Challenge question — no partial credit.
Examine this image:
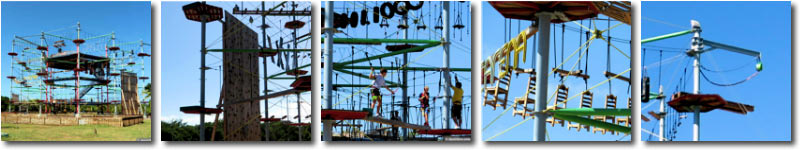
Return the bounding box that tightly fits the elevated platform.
[180,106,223,114]
[46,52,109,71]
[668,92,726,112]
[290,75,312,91]
[44,77,111,87]
[386,44,423,52]
[261,117,282,122]
[321,109,368,120]
[489,1,600,23]
[418,129,471,135]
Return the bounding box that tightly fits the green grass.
[1,119,152,141]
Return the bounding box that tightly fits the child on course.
[419,86,431,127]
[370,67,394,117]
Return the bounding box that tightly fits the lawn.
[1,119,152,141]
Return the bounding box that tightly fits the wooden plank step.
[364,117,431,130]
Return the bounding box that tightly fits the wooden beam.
[363,117,431,130]
[604,71,631,83]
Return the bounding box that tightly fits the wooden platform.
[418,129,471,135]
[321,109,369,120]
[1,113,144,127]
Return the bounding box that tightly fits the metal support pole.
[442,1,452,129]
[693,105,700,141]
[401,10,409,140]
[658,86,665,141]
[533,12,553,141]
[199,9,208,141]
[261,1,270,141]
[690,20,702,142]
[322,1,335,141]
[290,2,302,141]
[75,22,82,118]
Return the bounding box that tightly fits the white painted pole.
[322,1,335,141]
[658,86,665,141]
[533,12,553,141]
[690,20,703,141]
[442,1,452,129]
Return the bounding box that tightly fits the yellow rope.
[485,117,531,141]
[599,37,631,59]
[481,100,518,131]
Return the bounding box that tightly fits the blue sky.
[481,1,632,141]
[1,2,151,103]
[161,1,311,125]
[322,1,473,135]
[641,1,790,141]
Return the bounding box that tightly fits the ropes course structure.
[177,1,311,141]
[641,20,761,141]
[481,1,632,141]
[4,21,151,123]
[322,1,472,141]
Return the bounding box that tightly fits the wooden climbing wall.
[222,11,261,141]
[120,72,142,115]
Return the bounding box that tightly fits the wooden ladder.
[593,94,617,135]
[547,85,568,127]
[512,74,536,119]
[616,97,631,132]
[568,91,593,132]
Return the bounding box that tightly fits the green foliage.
[2,119,151,141]
[1,96,9,111]
[160,120,311,141]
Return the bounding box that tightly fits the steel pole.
[442,1,452,129]
[291,2,302,141]
[261,1,270,141]
[401,10,409,140]
[690,20,702,142]
[533,12,553,141]
[322,1,335,141]
[659,86,665,141]
[199,12,207,141]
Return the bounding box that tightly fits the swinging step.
[553,68,590,80]
[514,97,535,104]
[604,71,630,83]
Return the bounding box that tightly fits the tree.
[1,96,9,111]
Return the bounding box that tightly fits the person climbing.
[449,73,464,129]
[370,67,394,117]
[418,86,431,127]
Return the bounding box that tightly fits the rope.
[481,100,517,130]
[599,37,630,59]
[699,70,759,86]
[551,68,631,108]
[699,57,758,73]
[485,117,531,141]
